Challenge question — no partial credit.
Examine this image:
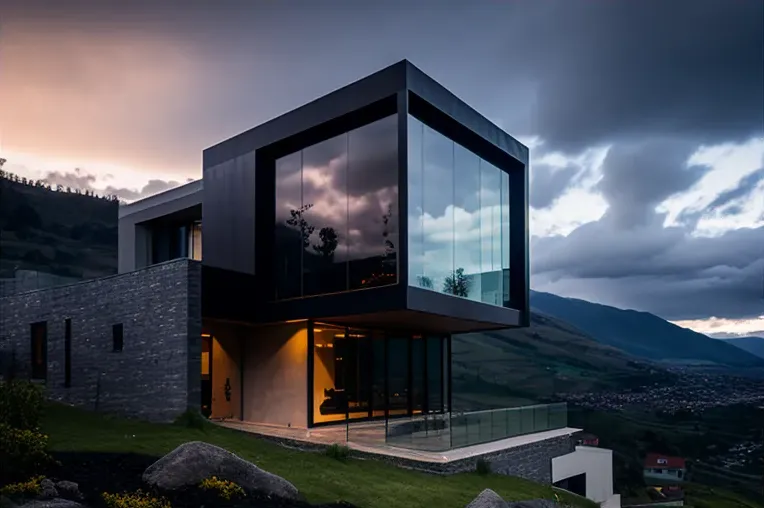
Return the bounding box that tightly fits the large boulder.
[466,489,508,508]
[142,441,299,500]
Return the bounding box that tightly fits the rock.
[507,500,564,508]
[54,481,82,501]
[143,441,299,500]
[39,479,58,500]
[466,489,508,508]
[18,499,87,508]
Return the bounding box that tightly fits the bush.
[0,424,53,484]
[0,476,43,498]
[0,380,44,431]
[173,409,209,431]
[102,490,171,508]
[475,458,491,475]
[325,443,351,461]
[199,476,246,501]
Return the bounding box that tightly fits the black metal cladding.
[201,59,529,329]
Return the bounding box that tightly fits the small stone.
[54,481,82,501]
[38,479,58,500]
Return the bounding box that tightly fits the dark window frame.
[112,323,124,353]
[30,321,48,381]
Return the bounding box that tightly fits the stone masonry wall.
[0,259,201,422]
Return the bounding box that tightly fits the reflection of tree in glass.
[382,205,395,257]
[444,268,470,297]
[313,227,338,259]
[286,204,315,248]
[417,275,433,289]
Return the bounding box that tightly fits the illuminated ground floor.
[201,319,451,428]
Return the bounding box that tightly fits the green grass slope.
[42,403,596,508]
[530,291,764,368]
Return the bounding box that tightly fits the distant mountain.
[0,174,118,280]
[720,337,764,360]
[452,312,671,409]
[529,291,764,368]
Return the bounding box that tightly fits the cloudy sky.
[1,0,762,336]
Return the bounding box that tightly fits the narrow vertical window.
[64,319,72,387]
[112,324,124,352]
[30,321,47,381]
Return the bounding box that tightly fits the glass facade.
[274,115,399,300]
[408,116,510,306]
[311,322,448,425]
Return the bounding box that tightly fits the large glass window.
[407,116,510,307]
[274,115,398,300]
[310,323,448,424]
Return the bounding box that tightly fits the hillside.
[452,312,670,409]
[721,337,764,359]
[0,175,118,280]
[529,291,764,368]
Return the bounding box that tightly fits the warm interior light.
[313,328,323,332]
[201,333,211,338]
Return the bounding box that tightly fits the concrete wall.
[0,259,201,422]
[201,321,243,420]
[118,180,203,273]
[242,321,307,428]
[552,446,615,504]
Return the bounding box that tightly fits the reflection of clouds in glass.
[274,114,399,298]
[408,115,510,305]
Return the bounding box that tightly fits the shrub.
[0,380,44,431]
[475,458,491,475]
[173,409,209,431]
[0,476,43,498]
[199,476,246,501]
[325,443,351,461]
[102,490,171,508]
[0,424,53,484]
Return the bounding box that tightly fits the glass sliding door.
[387,336,410,416]
[426,335,445,414]
[309,321,450,426]
[371,333,386,417]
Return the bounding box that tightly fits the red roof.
[644,453,686,469]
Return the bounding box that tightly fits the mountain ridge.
[529,290,764,368]
[719,336,764,360]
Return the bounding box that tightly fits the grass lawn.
[41,404,597,508]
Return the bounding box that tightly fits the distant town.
[564,367,764,414]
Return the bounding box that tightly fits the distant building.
[575,432,599,447]
[644,453,686,485]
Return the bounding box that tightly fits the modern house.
[643,454,687,485]
[114,59,529,428]
[0,60,619,506]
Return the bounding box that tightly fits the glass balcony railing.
[379,402,568,452]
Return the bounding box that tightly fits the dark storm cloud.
[44,169,181,201]
[532,224,764,321]
[513,0,764,152]
[595,139,708,228]
[530,164,579,209]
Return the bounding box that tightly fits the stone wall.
[0,259,201,422]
